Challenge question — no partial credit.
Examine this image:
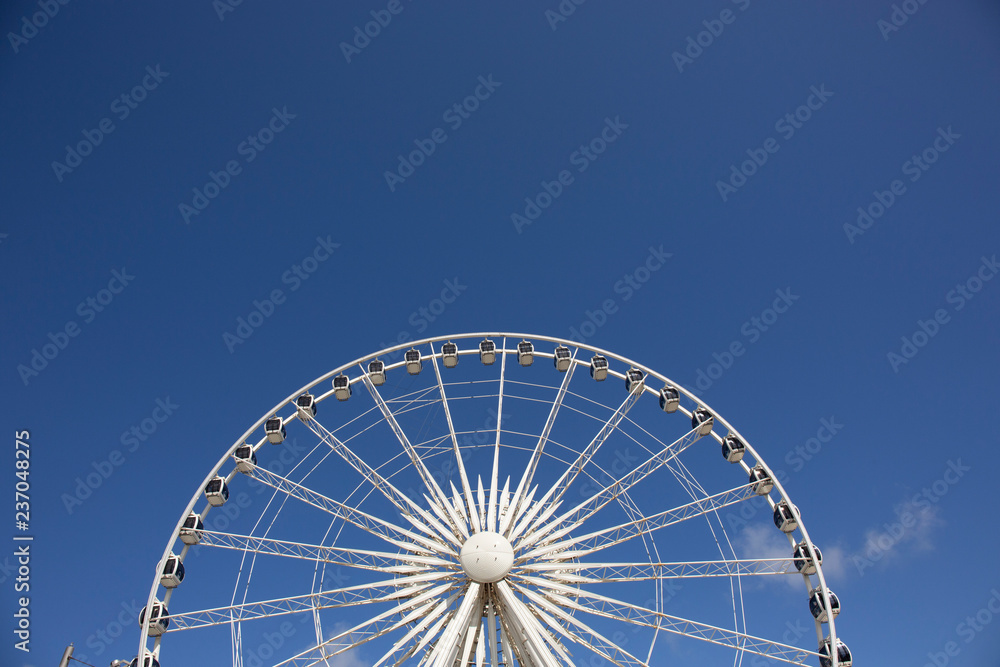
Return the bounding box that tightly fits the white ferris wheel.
[135,333,851,667]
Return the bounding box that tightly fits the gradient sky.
[2,1,1000,666]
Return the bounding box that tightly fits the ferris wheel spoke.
[305,416,460,548]
[196,529,455,572]
[243,464,452,555]
[511,581,649,667]
[429,342,481,534]
[360,372,468,543]
[487,345,508,533]
[370,587,464,667]
[531,581,818,666]
[546,381,645,511]
[493,580,571,666]
[501,354,576,537]
[424,581,481,666]
[272,582,459,667]
[166,573,449,632]
[493,581,556,667]
[515,426,703,551]
[522,483,757,561]
[520,557,796,583]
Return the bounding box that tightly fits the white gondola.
[518,340,534,366]
[589,355,608,381]
[295,393,317,421]
[658,385,679,412]
[205,476,229,507]
[179,512,204,545]
[368,359,386,385]
[722,433,745,462]
[233,444,256,473]
[625,368,645,394]
[819,638,852,667]
[553,345,571,372]
[405,348,422,374]
[792,540,823,575]
[128,657,160,667]
[749,465,773,495]
[809,587,841,623]
[265,417,286,444]
[691,407,714,435]
[479,338,497,365]
[160,553,185,589]
[333,374,352,401]
[773,500,799,533]
[441,342,458,368]
[139,600,169,636]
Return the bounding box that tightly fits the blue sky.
[2,1,1000,665]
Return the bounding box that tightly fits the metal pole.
[57,644,74,667]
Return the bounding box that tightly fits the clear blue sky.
[2,1,999,665]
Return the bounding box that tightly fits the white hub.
[459,531,514,583]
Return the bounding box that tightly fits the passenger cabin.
[553,346,572,372]
[773,500,799,533]
[129,657,160,667]
[234,444,256,473]
[368,359,386,385]
[205,476,229,507]
[749,465,773,495]
[658,385,679,412]
[160,553,185,589]
[405,348,422,375]
[590,355,608,381]
[265,417,286,444]
[479,339,496,365]
[722,434,745,463]
[441,342,458,368]
[518,340,534,366]
[296,393,317,420]
[179,512,204,545]
[809,587,841,623]
[333,374,352,401]
[625,368,645,394]
[139,601,169,636]
[793,541,823,575]
[819,639,852,667]
[692,407,714,435]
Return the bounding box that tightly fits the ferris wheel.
[135,333,851,667]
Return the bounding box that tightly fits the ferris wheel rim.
[138,332,843,667]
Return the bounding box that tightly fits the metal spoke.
[520,557,797,582]
[515,426,704,551]
[520,483,757,561]
[243,463,450,555]
[525,579,819,666]
[487,344,507,533]
[197,529,455,573]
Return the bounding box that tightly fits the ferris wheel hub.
[459,531,514,583]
